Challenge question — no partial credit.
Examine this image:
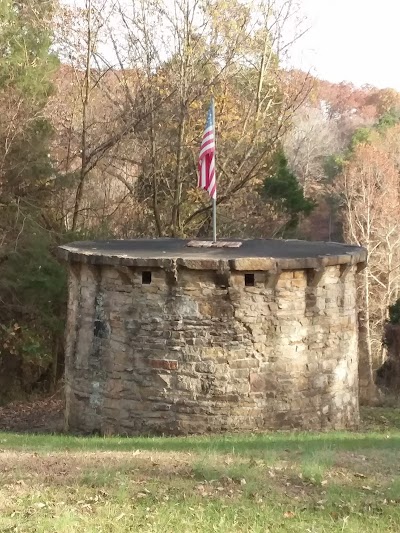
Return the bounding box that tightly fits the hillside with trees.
[1,0,400,402]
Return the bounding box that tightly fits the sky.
[65,0,399,90]
[291,0,400,89]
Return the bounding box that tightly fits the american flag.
[197,102,216,200]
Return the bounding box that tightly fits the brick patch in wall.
[149,359,179,370]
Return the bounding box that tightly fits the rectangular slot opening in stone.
[245,273,255,287]
[142,271,152,284]
[216,271,230,289]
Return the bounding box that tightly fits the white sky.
[290,0,400,89]
[64,0,400,89]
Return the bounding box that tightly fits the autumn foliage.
[1,0,400,399]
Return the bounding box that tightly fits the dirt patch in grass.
[0,450,194,486]
[0,394,64,433]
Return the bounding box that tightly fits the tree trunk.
[358,268,377,403]
[72,0,92,231]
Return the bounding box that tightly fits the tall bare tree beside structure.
[52,1,152,233]
[337,129,400,399]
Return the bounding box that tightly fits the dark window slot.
[216,272,229,289]
[245,273,255,287]
[142,271,152,284]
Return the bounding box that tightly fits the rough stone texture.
[61,239,366,435]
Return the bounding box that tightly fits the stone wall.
[64,259,360,435]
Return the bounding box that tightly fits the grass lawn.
[1,408,400,532]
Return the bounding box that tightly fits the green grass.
[1,407,400,532]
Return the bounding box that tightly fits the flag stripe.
[199,140,215,158]
[197,102,216,200]
[201,159,206,188]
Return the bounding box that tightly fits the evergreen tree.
[263,151,316,235]
[0,0,63,397]
[0,0,58,200]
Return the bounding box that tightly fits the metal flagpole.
[211,97,217,243]
[212,196,217,243]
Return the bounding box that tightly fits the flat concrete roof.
[59,239,367,271]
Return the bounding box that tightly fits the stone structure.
[59,238,367,435]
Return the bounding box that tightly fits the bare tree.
[285,104,343,195]
[50,0,310,237]
[337,132,400,398]
[52,0,149,233]
[102,0,311,236]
